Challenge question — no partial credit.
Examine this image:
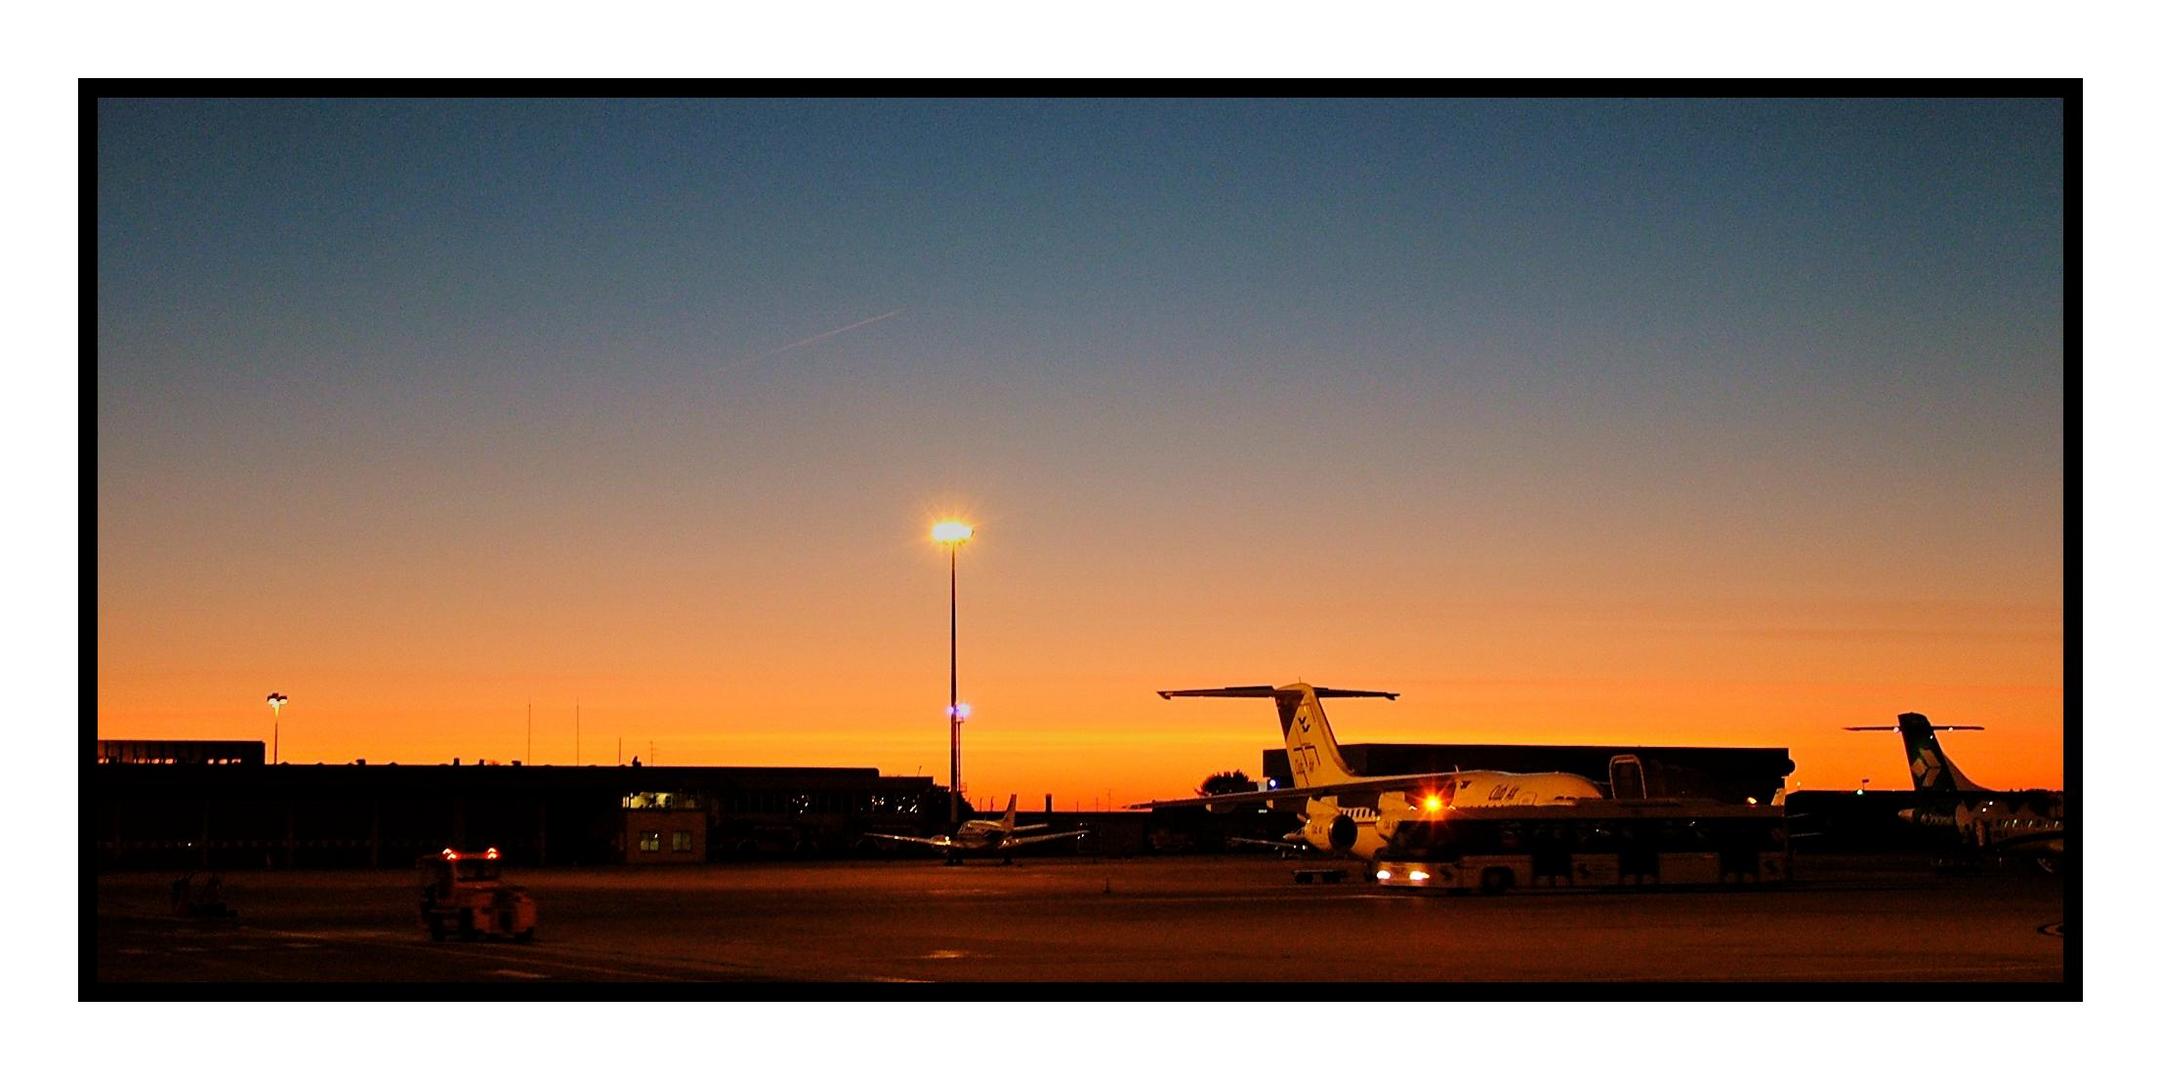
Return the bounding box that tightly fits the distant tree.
[1197,769,1258,797]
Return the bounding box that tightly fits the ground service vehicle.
[417,847,537,942]
[1373,802,1790,894]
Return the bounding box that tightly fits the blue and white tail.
[1845,712,1986,792]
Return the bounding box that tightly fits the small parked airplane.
[865,795,1090,864]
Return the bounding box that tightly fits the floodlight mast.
[933,521,974,830]
[265,693,288,764]
[950,541,958,830]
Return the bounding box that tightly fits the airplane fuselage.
[1299,770,1606,860]
[946,827,1020,852]
[1898,792,2064,856]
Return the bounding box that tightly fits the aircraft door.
[1608,755,1647,800]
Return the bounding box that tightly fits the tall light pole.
[266,693,288,764]
[932,520,974,830]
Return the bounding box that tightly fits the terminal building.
[1129,741,1798,854]
[92,740,957,870]
[92,738,1794,870]
[97,738,264,766]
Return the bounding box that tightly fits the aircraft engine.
[1302,805,1364,852]
[1300,815,1326,850]
[1327,813,1360,851]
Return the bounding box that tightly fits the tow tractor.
[417,847,537,942]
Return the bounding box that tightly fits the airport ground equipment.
[417,847,537,942]
[168,872,234,918]
[1373,801,1790,894]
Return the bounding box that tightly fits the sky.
[96,98,2065,803]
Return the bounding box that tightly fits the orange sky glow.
[97,508,2063,802]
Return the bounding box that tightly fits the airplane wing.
[1227,835,1307,852]
[1006,823,1051,833]
[1000,829,1089,848]
[1989,829,2065,856]
[1128,772,1460,810]
[862,833,958,849]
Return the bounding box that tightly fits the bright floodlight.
[932,520,974,544]
[266,692,288,715]
[949,702,972,719]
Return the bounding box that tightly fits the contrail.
[736,308,903,365]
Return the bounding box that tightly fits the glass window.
[625,791,696,810]
[638,831,661,852]
[671,831,692,853]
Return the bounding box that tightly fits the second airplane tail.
[1844,712,1986,792]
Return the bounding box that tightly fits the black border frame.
[80,82,2081,1003]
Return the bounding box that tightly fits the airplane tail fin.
[1157,683,1397,790]
[1000,794,1017,831]
[1278,686,1361,788]
[1844,712,1986,792]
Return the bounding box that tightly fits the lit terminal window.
[671,831,692,853]
[638,831,661,853]
[621,792,699,810]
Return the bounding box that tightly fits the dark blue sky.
[100,98,2059,377]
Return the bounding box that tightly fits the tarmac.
[92,853,2067,985]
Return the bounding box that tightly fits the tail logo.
[1912,749,1943,788]
[1289,743,1320,779]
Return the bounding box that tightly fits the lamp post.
[266,693,288,764]
[932,520,974,830]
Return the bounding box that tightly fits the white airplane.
[865,794,1090,864]
[1132,683,1604,862]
